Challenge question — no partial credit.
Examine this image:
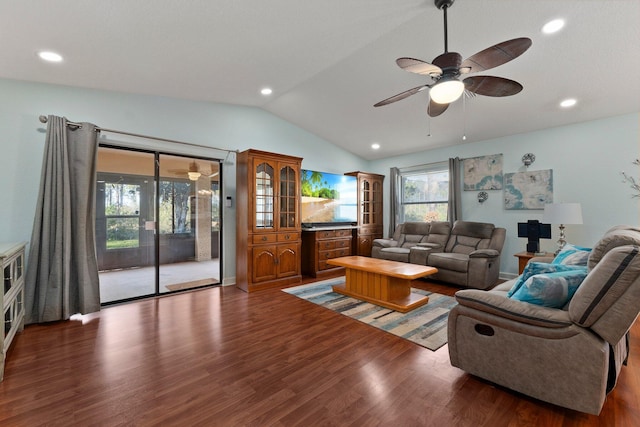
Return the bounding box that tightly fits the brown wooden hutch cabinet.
[236,149,303,292]
[345,171,385,256]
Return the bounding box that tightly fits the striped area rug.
[283,277,457,351]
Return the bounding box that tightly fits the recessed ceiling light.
[260,87,273,96]
[38,51,63,62]
[560,98,577,108]
[371,143,380,150]
[542,19,565,34]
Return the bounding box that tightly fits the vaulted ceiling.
[2,0,638,160]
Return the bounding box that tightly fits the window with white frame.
[399,161,449,223]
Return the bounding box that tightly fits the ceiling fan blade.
[396,57,442,76]
[464,76,523,97]
[427,99,449,117]
[461,37,532,73]
[374,85,428,107]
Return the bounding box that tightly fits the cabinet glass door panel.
[362,180,371,225]
[372,181,382,225]
[279,165,297,229]
[256,162,275,229]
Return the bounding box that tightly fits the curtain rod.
[38,115,238,155]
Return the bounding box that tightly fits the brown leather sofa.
[448,226,640,414]
[372,220,506,289]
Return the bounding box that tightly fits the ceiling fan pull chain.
[462,93,467,141]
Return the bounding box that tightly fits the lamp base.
[555,223,567,255]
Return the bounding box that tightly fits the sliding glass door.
[158,154,220,294]
[96,147,221,304]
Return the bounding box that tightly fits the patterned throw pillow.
[507,262,587,297]
[552,243,592,266]
[510,269,588,308]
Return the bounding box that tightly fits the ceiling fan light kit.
[374,0,531,118]
[430,78,464,104]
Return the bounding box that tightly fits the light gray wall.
[0,78,368,284]
[370,113,640,276]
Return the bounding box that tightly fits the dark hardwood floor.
[2,276,640,426]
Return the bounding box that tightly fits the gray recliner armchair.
[448,226,640,414]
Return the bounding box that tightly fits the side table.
[513,251,554,274]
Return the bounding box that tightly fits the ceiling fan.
[169,161,219,181]
[374,0,532,117]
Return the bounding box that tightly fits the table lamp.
[542,203,583,254]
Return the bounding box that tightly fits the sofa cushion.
[423,221,451,247]
[552,243,591,266]
[402,222,431,235]
[510,269,589,308]
[401,233,427,248]
[451,220,495,239]
[507,262,587,297]
[428,252,469,272]
[380,247,410,262]
[445,221,496,254]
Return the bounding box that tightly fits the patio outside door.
[96,147,221,304]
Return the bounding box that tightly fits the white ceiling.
[1,0,639,160]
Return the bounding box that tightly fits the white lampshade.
[430,79,465,104]
[542,203,583,225]
[188,171,201,181]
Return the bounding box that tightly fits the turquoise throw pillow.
[510,269,588,308]
[507,262,586,297]
[552,243,592,266]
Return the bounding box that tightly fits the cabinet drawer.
[252,234,277,244]
[277,232,300,242]
[317,230,336,239]
[319,240,336,250]
[318,261,332,271]
[335,248,350,257]
[335,229,352,238]
[360,226,378,235]
[319,250,335,260]
[334,238,351,249]
[319,248,350,260]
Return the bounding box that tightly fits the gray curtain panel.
[388,167,399,237]
[448,157,462,224]
[24,115,101,323]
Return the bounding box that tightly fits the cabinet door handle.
[262,236,267,241]
[285,234,290,240]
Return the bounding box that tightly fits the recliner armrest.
[454,289,572,328]
[372,238,397,249]
[415,242,442,249]
[469,249,499,258]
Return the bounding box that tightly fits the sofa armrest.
[372,238,397,249]
[454,289,572,328]
[469,249,499,258]
[415,242,442,249]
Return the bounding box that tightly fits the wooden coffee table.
[326,256,438,313]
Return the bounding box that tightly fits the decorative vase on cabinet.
[345,171,385,257]
[236,150,303,292]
